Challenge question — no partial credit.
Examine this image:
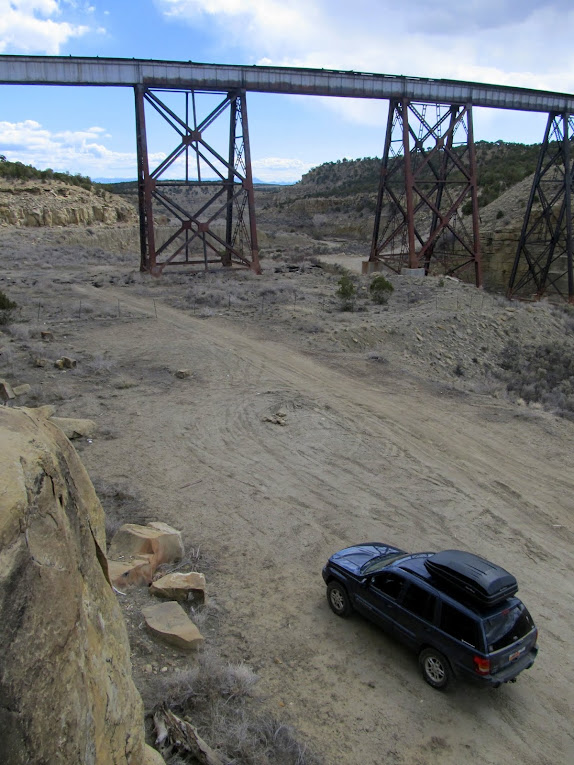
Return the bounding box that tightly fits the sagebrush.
[498,341,574,414]
[149,651,321,765]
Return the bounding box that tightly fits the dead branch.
[153,705,228,765]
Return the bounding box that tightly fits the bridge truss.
[135,86,259,275]
[369,100,481,286]
[508,112,574,302]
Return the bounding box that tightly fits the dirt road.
[62,284,574,765]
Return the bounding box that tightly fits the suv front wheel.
[327,581,353,617]
[419,648,453,690]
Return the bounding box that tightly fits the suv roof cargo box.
[424,550,518,607]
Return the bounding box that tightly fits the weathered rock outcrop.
[0,179,136,228]
[0,406,159,765]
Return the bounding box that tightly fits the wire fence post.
[154,299,158,319]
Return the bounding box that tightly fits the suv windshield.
[484,603,534,652]
[361,553,406,576]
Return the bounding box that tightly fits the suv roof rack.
[424,550,518,607]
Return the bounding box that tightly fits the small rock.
[175,369,191,379]
[50,416,97,440]
[13,384,31,396]
[142,601,204,651]
[33,357,49,368]
[0,379,15,402]
[150,572,207,603]
[41,331,54,341]
[54,356,76,370]
[107,556,155,587]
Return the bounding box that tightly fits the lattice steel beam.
[508,113,574,302]
[135,86,260,275]
[369,100,481,285]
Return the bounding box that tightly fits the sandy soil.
[1,226,573,765]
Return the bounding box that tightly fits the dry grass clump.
[91,478,150,543]
[149,650,321,765]
[84,353,116,375]
[5,322,32,340]
[498,340,574,415]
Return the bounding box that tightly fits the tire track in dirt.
[74,285,574,765]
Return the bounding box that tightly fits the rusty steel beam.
[1,55,574,114]
[370,101,481,285]
[135,87,260,275]
[134,85,155,273]
[508,113,574,302]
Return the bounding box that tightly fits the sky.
[0,0,572,182]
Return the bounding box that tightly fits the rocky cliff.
[0,178,137,227]
[0,406,160,765]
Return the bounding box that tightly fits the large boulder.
[109,522,184,569]
[0,406,160,765]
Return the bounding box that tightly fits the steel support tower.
[508,112,574,302]
[135,85,260,274]
[369,100,481,286]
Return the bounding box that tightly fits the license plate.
[509,648,524,662]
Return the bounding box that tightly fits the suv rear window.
[484,604,534,651]
[439,603,479,648]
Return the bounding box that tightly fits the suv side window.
[371,573,405,600]
[439,602,480,647]
[401,583,437,622]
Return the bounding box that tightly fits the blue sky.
[0,1,572,182]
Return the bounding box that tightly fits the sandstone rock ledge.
[0,406,162,765]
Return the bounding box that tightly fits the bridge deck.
[0,56,573,114]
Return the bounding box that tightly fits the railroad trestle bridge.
[1,56,573,301]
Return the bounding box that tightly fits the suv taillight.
[473,656,490,675]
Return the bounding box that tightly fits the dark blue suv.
[322,543,538,690]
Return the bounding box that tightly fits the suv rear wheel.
[327,581,353,617]
[419,648,453,690]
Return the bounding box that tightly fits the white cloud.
[252,155,313,182]
[157,0,574,116]
[0,1,94,54]
[0,119,150,177]
[0,119,311,183]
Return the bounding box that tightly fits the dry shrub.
[84,354,116,375]
[149,650,321,765]
[6,323,31,341]
[498,340,574,415]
